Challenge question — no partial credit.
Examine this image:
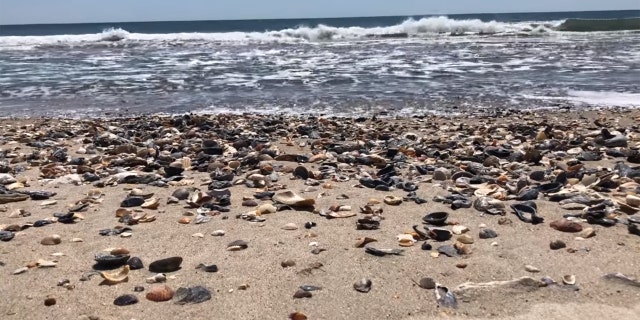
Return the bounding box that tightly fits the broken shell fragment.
[562,275,576,285]
[99,265,130,285]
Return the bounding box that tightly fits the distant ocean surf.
[0,10,639,117]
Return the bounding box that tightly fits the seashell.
[40,234,61,245]
[272,190,315,207]
[146,285,174,302]
[397,234,416,247]
[427,228,452,242]
[282,223,298,230]
[115,208,132,217]
[129,188,154,199]
[354,237,377,248]
[353,278,372,293]
[100,265,130,284]
[256,203,277,215]
[141,197,160,209]
[146,273,167,284]
[435,284,457,308]
[423,212,448,226]
[383,195,402,205]
[13,266,28,275]
[227,239,248,251]
[36,259,58,268]
[562,275,576,285]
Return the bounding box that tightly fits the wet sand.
[1,108,640,320]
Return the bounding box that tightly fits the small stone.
[421,242,432,250]
[134,286,145,292]
[550,219,583,233]
[281,259,296,268]
[353,278,372,293]
[418,277,436,289]
[550,240,567,250]
[40,235,61,245]
[456,234,474,244]
[149,257,183,273]
[113,294,139,306]
[175,286,212,304]
[127,257,144,270]
[452,225,469,235]
[525,265,540,273]
[455,263,468,269]
[120,232,132,238]
[579,227,596,238]
[191,233,204,238]
[211,230,225,236]
[479,228,498,239]
[304,222,316,229]
[44,297,56,306]
[498,217,512,225]
[282,223,298,230]
[71,238,83,242]
[293,289,312,299]
[433,168,451,181]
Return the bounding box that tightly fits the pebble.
[40,234,61,245]
[191,233,204,238]
[452,225,469,235]
[456,234,474,244]
[550,219,583,233]
[44,297,56,306]
[113,294,139,306]
[149,256,183,273]
[282,223,298,230]
[175,286,212,304]
[353,278,372,293]
[211,230,225,236]
[579,227,596,238]
[525,265,541,273]
[146,285,174,302]
[479,228,498,239]
[550,240,567,250]
[281,259,296,268]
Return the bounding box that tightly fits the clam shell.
[272,190,315,207]
[141,197,160,209]
[146,285,174,302]
[562,275,576,285]
[100,265,130,284]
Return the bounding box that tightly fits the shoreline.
[1,107,639,319]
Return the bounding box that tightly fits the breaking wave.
[0,16,581,49]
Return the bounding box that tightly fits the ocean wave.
[0,16,565,49]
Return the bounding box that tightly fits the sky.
[0,0,638,25]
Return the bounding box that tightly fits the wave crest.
[0,16,565,49]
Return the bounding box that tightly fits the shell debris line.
[0,109,639,319]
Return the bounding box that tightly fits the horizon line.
[1,8,638,27]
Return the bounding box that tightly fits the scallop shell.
[146,285,174,302]
[100,265,130,285]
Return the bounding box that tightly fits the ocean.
[0,10,639,117]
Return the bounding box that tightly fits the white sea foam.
[0,17,564,49]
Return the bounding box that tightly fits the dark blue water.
[0,10,639,117]
[2,10,639,36]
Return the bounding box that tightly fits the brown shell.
[146,285,174,302]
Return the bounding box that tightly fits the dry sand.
[1,108,640,320]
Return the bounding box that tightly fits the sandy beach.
[1,108,640,320]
